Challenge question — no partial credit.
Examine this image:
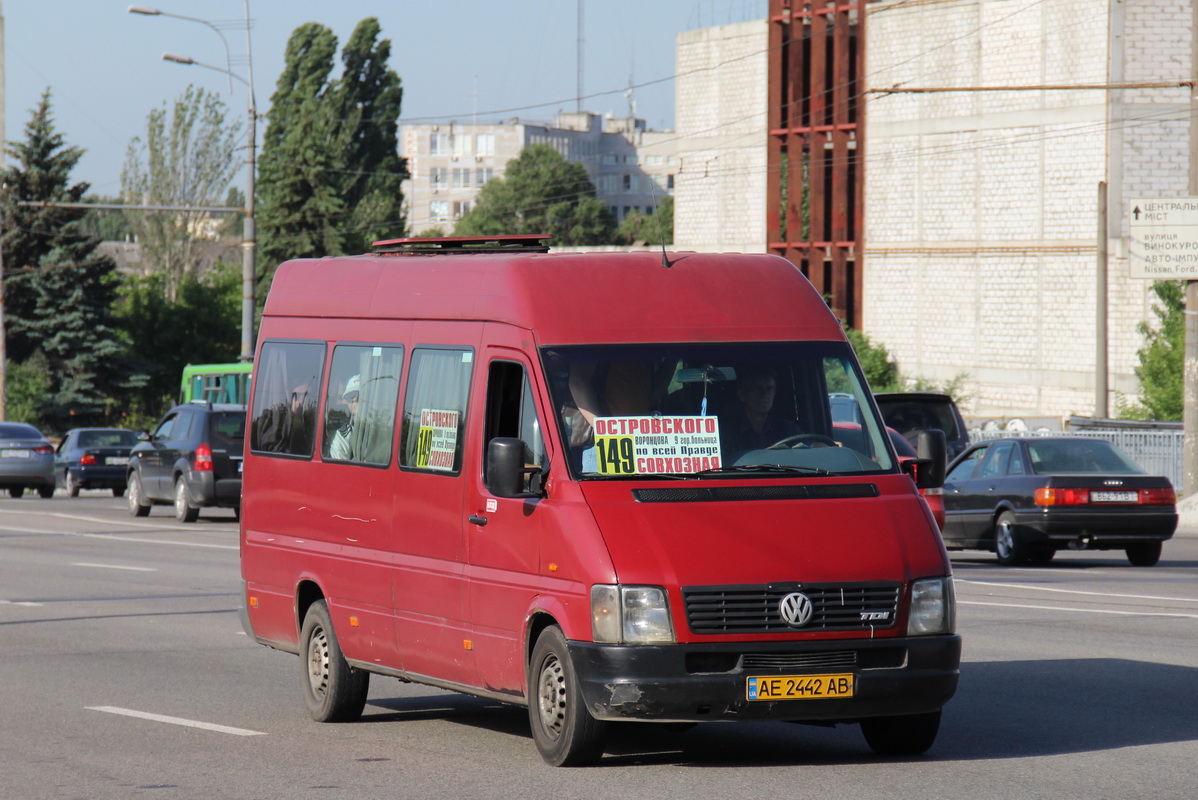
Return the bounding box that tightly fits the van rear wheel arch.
[296,581,326,638]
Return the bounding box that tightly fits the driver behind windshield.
[719,366,800,459]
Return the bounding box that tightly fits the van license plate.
[1091,490,1137,503]
[747,674,855,701]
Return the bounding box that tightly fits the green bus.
[179,362,253,405]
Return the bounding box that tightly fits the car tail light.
[80,453,97,465]
[1034,487,1090,506]
[32,444,53,455]
[1139,487,1176,505]
[195,442,214,472]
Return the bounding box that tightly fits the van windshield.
[541,342,897,479]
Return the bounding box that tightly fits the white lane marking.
[958,578,1198,605]
[86,706,265,736]
[0,508,236,533]
[0,599,43,607]
[78,533,237,551]
[960,600,1198,619]
[71,562,157,572]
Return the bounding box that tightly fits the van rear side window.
[250,340,326,457]
[400,348,473,473]
[323,344,404,466]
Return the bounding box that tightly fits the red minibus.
[240,235,959,766]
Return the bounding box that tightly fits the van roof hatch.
[372,234,552,255]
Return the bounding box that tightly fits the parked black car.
[127,402,245,522]
[941,437,1177,566]
[875,392,970,459]
[55,428,138,497]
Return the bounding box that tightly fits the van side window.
[250,340,326,457]
[323,344,404,465]
[400,348,473,473]
[484,361,546,475]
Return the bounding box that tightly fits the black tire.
[994,512,1028,566]
[861,709,942,756]
[127,471,151,517]
[65,469,81,497]
[8,486,23,499]
[174,477,200,523]
[113,484,127,498]
[528,626,607,767]
[299,600,369,722]
[37,485,54,499]
[1126,541,1162,567]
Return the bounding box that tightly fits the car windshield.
[78,430,138,448]
[878,398,961,440]
[1027,440,1144,475]
[541,341,896,479]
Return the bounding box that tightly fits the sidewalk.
[1176,494,1198,534]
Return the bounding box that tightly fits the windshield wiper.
[696,464,830,476]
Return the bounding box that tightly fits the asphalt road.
[3,493,1197,799]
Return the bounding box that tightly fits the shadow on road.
[362,656,1198,766]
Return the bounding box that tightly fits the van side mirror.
[486,437,545,498]
[913,428,947,488]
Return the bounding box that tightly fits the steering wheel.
[766,433,838,450]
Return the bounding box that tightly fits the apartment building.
[400,112,676,234]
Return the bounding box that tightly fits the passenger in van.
[329,375,361,461]
[720,367,801,458]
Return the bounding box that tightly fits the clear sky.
[4,0,763,196]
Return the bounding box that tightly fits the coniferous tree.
[1,90,128,428]
[257,18,408,293]
[455,144,619,245]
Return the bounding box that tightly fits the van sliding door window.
[484,361,546,477]
[323,345,404,466]
[249,340,326,457]
[400,348,474,474]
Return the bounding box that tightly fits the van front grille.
[682,582,901,634]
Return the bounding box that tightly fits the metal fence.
[970,428,1186,493]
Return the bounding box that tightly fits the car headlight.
[591,585,675,644]
[907,576,955,636]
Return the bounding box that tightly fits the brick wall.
[866,0,1193,420]
[674,21,769,252]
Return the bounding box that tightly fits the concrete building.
[864,0,1193,421]
[673,20,770,253]
[400,112,676,235]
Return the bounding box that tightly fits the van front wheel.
[299,600,369,722]
[528,626,606,766]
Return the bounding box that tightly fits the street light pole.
[132,4,257,363]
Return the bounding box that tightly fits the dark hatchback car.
[55,428,139,497]
[128,402,245,522]
[875,392,970,459]
[941,437,1176,566]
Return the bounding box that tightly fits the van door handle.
[468,515,488,526]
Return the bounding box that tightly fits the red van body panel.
[261,251,843,346]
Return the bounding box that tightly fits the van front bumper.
[569,635,960,722]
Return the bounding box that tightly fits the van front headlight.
[907,576,956,636]
[591,585,675,644]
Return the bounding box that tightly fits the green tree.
[455,144,619,245]
[1123,280,1184,420]
[258,18,408,291]
[122,85,242,300]
[618,196,673,245]
[1,89,129,429]
[845,327,900,393]
[115,263,242,417]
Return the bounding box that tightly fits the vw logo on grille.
[779,592,814,628]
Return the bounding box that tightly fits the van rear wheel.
[528,626,606,766]
[300,600,368,722]
[861,709,941,756]
[174,477,199,523]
